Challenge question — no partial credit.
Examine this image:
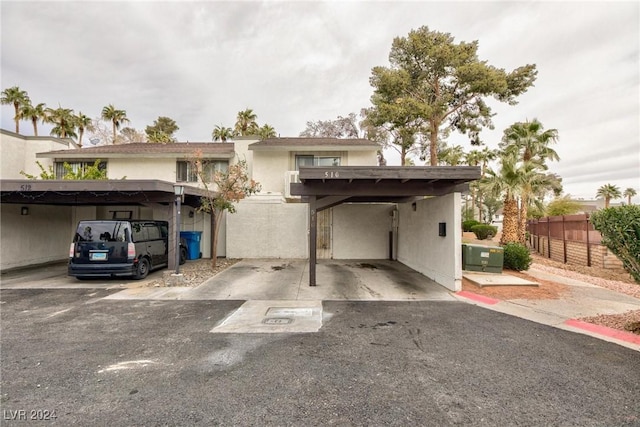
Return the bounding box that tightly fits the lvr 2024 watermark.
[3,409,57,421]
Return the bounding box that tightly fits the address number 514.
[324,171,339,178]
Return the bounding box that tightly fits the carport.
[290,166,481,287]
[0,179,209,270]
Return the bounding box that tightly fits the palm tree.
[476,147,497,222]
[1,86,30,134]
[234,108,258,136]
[75,112,94,147]
[20,101,47,136]
[211,125,234,142]
[500,119,559,164]
[438,144,465,166]
[46,106,77,139]
[480,153,522,245]
[257,124,277,140]
[101,104,130,144]
[623,188,637,205]
[596,184,622,208]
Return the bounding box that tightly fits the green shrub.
[463,220,481,232]
[502,242,532,271]
[591,205,640,283]
[470,224,497,240]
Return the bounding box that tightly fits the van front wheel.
[133,258,150,280]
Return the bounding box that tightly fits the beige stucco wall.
[1,204,74,270]
[332,204,394,259]
[0,130,74,179]
[251,151,291,194]
[346,150,378,166]
[106,158,177,181]
[226,196,308,258]
[397,193,462,291]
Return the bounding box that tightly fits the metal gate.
[316,208,332,259]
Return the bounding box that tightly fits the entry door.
[317,208,332,259]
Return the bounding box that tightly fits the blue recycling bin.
[180,231,202,260]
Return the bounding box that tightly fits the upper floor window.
[55,161,107,179]
[176,160,228,183]
[295,155,340,170]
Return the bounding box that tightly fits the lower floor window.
[177,160,228,183]
[55,161,107,179]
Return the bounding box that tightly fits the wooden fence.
[527,214,623,270]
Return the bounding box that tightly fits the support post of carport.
[168,200,177,271]
[309,196,317,286]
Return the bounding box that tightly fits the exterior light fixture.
[21,206,29,216]
[173,184,184,274]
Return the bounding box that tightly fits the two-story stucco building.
[1,129,480,291]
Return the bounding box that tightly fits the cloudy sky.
[1,1,638,201]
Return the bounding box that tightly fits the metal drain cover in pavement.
[210,300,323,334]
[263,318,293,325]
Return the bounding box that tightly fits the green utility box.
[462,244,504,273]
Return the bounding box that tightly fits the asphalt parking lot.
[1,288,639,426]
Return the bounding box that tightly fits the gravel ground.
[146,258,240,288]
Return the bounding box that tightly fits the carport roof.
[290,165,480,206]
[291,165,481,286]
[0,179,209,208]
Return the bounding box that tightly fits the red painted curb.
[456,291,500,305]
[564,319,640,345]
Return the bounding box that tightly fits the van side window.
[132,224,148,242]
[146,224,161,240]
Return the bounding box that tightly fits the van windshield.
[74,221,131,243]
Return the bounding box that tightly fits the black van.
[68,220,186,279]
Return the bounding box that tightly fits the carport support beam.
[309,196,317,286]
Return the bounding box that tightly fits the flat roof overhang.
[290,166,481,286]
[0,179,211,208]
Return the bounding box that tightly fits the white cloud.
[1,0,638,200]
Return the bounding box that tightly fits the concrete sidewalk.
[456,266,640,351]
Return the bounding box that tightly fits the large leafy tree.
[546,195,583,216]
[368,26,537,166]
[623,188,637,205]
[75,112,94,147]
[145,116,179,143]
[596,184,622,208]
[119,127,146,144]
[21,101,47,136]
[300,113,362,138]
[234,108,259,136]
[191,151,260,268]
[1,86,30,134]
[46,106,77,139]
[101,104,130,144]
[211,125,234,142]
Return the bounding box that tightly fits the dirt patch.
[462,270,570,300]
